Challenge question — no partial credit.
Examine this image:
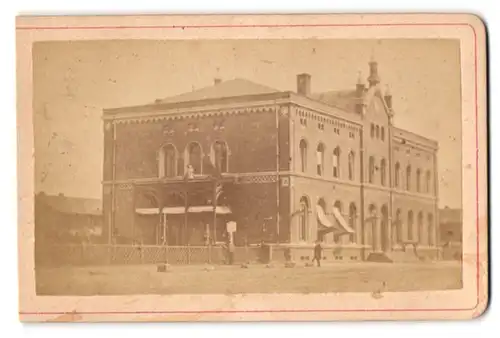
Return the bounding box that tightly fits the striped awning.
[317,205,355,235]
[136,206,231,215]
[332,207,355,234]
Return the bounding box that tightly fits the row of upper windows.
[298,139,433,194]
[298,140,356,180]
[394,162,433,193]
[369,157,433,193]
[158,141,229,178]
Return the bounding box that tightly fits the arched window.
[380,158,387,186]
[381,205,389,251]
[426,170,431,193]
[416,169,422,193]
[299,139,308,173]
[186,142,203,175]
[393,209,402,244]
[428,213,435,246]
[407,210,414,241]
[348,151,355,181]
[212,141,228,173]
[381,127,385,141]
[406,165,412,191]
[370,123,375,138]
[369,156,375,184]
[333,146,340,178]
[316,143,325,176]
[333,200,343,244]
[368,204,377,249]
[317,198,328,242]
[159,144,177,178]
[299,196,309,242]
[376,125,380,139]
[395,162,400,188]
[349,203,357,243]
[417,211,424,244]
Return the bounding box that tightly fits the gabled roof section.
[155,78,280,104]
[309,89,359,113]
[36,193,103,216]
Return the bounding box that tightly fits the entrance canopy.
[317,205,355,235]
[136,206,231,215]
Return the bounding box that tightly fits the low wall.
[35,244,264,267]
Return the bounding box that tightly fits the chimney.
[367,56,381,87]
[297,73,311,96]
[214,78,222,85]
[384,86,393,109]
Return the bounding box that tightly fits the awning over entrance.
[317,205,333,228]
[135,206,231,215]
[332,207,355,234]
[317,205,355,235]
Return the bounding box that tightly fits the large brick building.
[102,59,440,262]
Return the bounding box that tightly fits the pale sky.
[33,39,462,208]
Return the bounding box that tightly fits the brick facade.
[102,61,440,261]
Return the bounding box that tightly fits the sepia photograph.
[17,14,487,321]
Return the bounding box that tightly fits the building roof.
[155,78,280,104]
[309,89,359,112]
[439,208,462,224]
[36,193,102,216]
[104,73,437,147]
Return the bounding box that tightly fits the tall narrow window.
[349,203,357,243]
[406,165,412,191]
[299,139,308,173]
[186,142,202,175]
[395,162,400,188]
[159,144,177,178]
[299,196,309,241]
[416,169,422,193]
[425,170,431,193]
[381,127,385,141]
[380,158,387,186]
[407,210,414,242]
[394,209,402,244]
[316,143,325,176]
[417,211,424,244]
[333,147,340,178]
[369,156,375,184]
[370,124,375,138]
[333,201,343,244]
[212,141,228,173]
[348,151,355,181]
[376,125,380,139]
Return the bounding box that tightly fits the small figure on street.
[284,247,292,262]
[312,240,323,267]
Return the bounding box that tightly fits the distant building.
[439,207,462,244]
[102,59,440,261]
[439,208,462,260]
[35,192,104,244]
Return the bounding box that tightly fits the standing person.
[312,240,323,267]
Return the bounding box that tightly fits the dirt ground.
[36,261,462,295]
